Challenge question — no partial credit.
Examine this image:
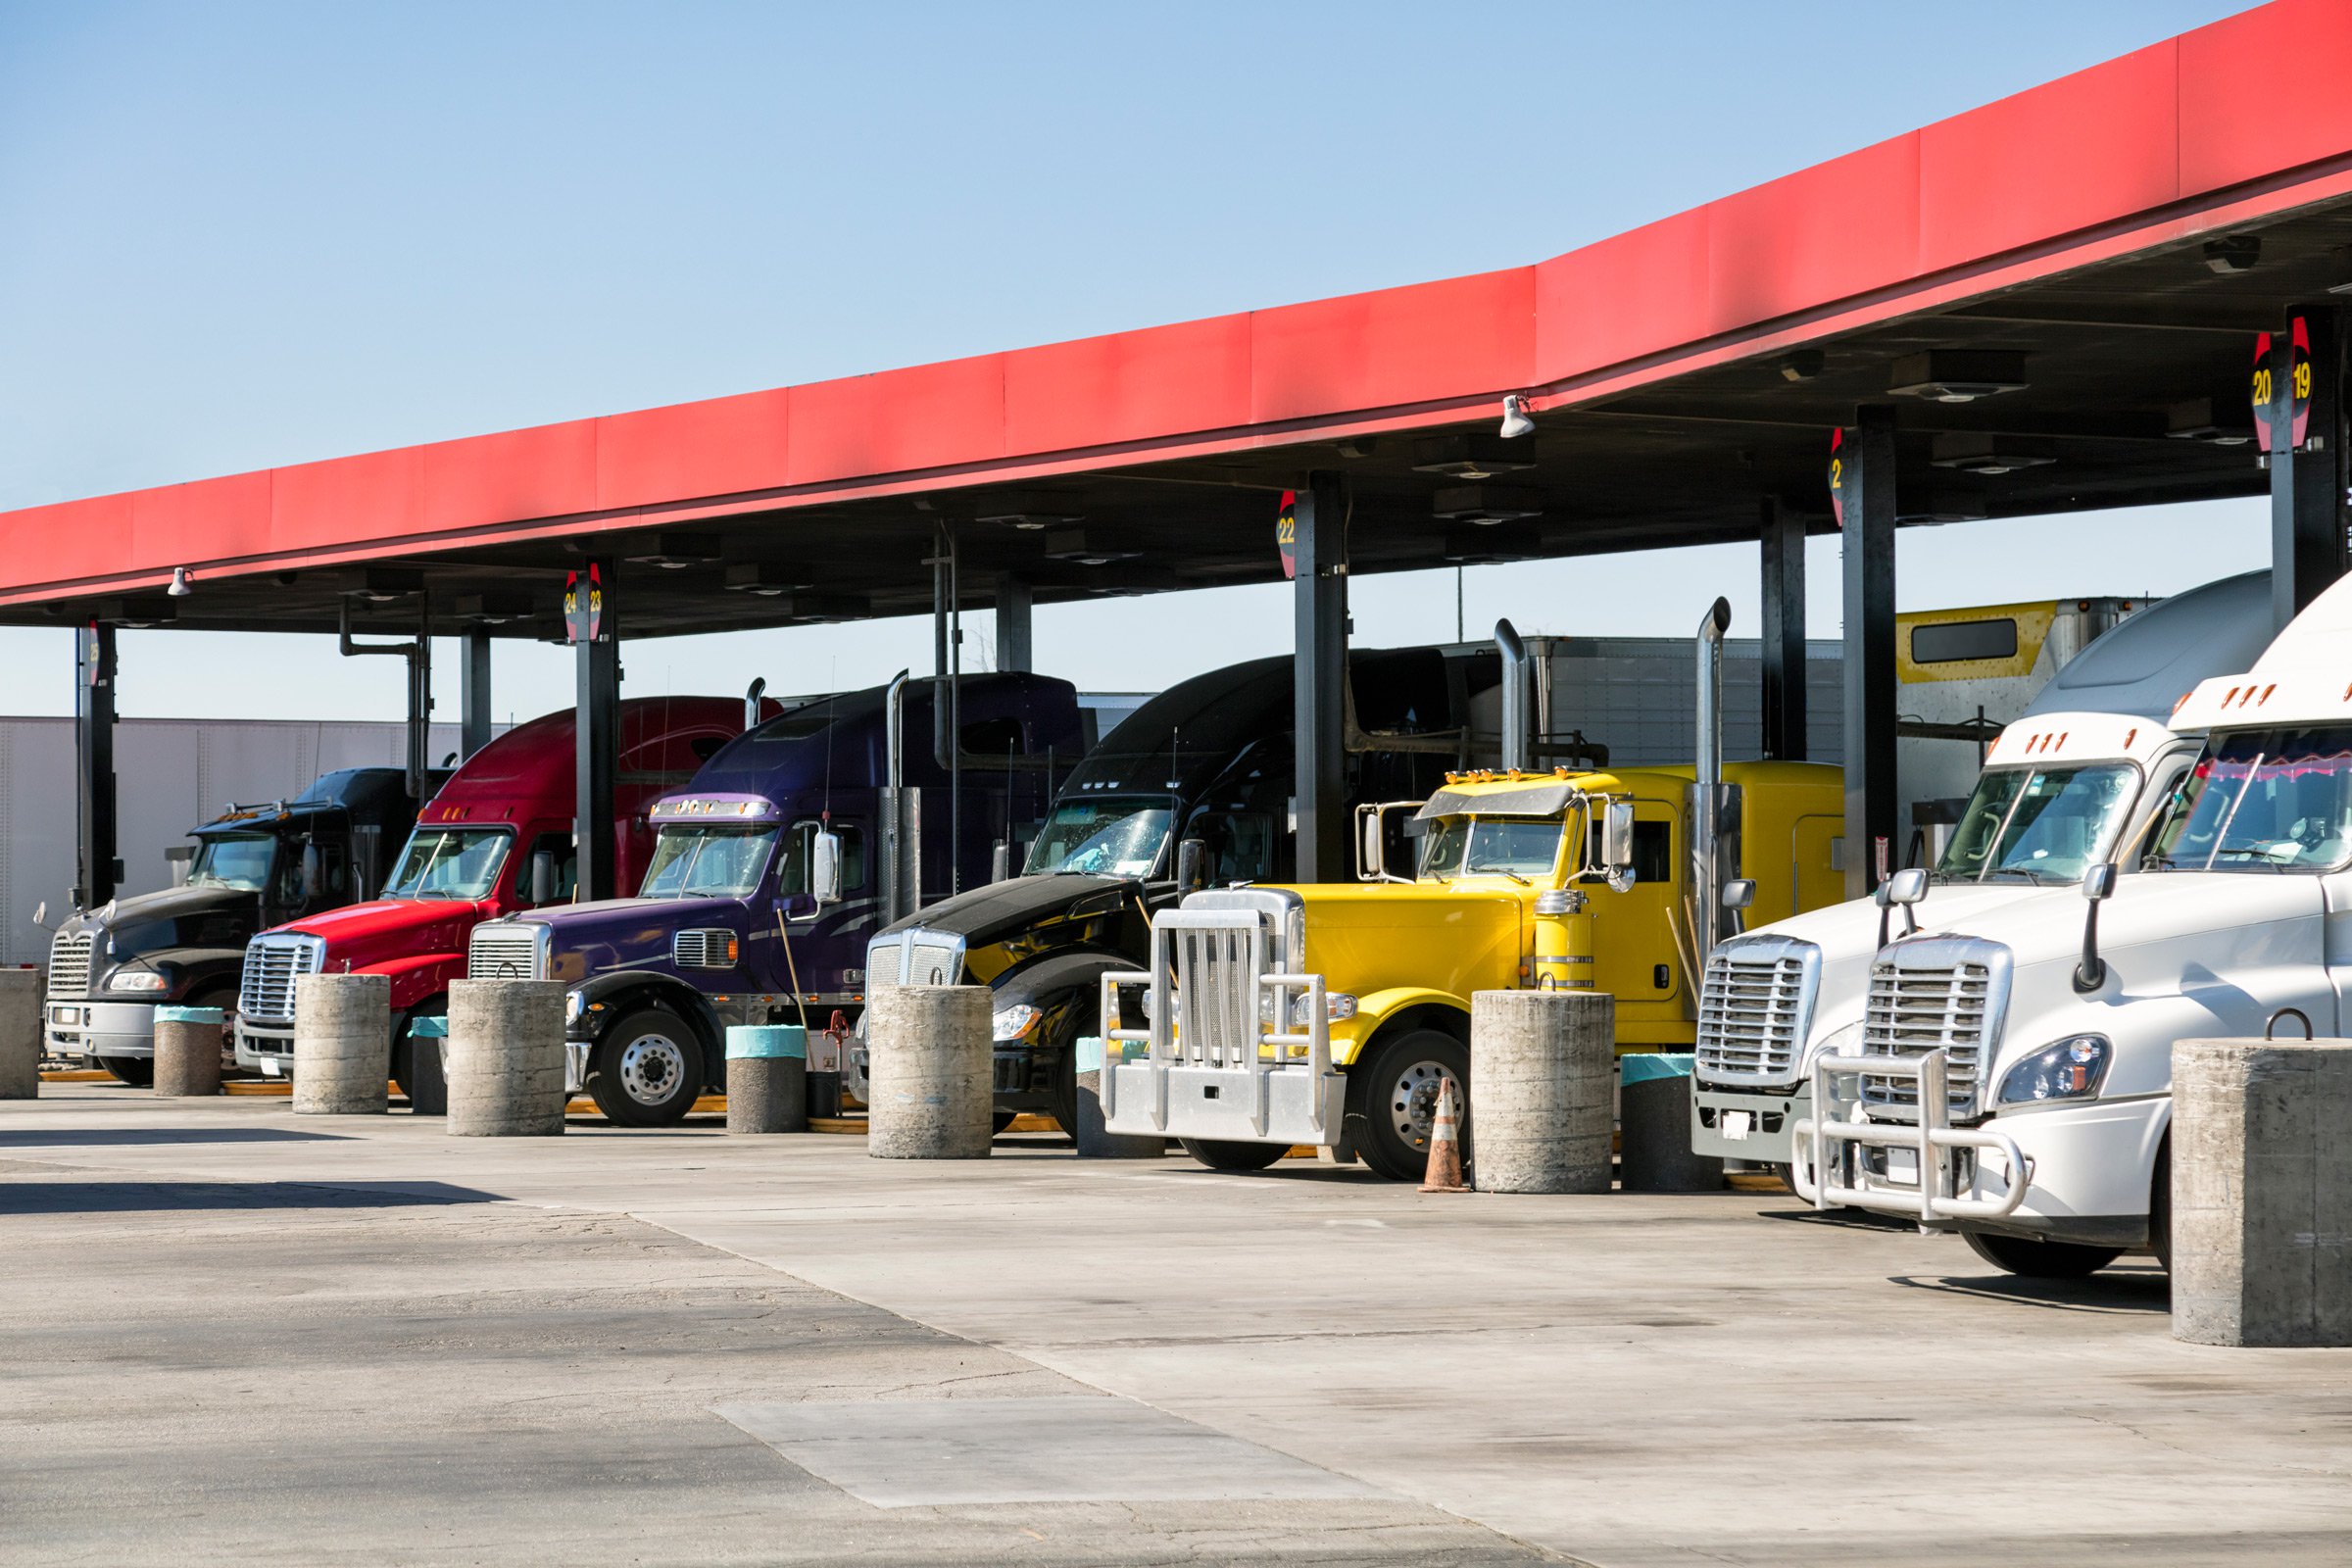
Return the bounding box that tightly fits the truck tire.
[1179,1138,1290,1171]
[1348,1029,1468,1183]
[1961,1229,2123,1279]
[586,1005,705,1127]
[99,1055,154,1087]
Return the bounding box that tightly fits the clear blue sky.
[0,0,2268,720]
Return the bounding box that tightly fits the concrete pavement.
[6,1083,2349,1565]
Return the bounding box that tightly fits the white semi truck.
[1787,567,2351,1277]
[1692,573,2276,1173]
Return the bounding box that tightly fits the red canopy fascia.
[6,0,2350,605]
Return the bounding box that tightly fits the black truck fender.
[990,946,1141,1131]
[567,970,730,1089]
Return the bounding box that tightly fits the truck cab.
[43,767,429,1084]
[1786,569,2351,1277]
[861,646,1496,1132]
[233,697,762,1091]
[471,674,1083,1125]
[1692,572,2276,1170]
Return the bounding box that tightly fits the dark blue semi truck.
[465,672,1083,1124]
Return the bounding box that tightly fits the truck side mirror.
[1176,836,1207,893]
[1602,801,1636,871]
[529,850,559,906]
[2075,861,2118,994]
[1721,878,1756,910]
[300,845,323,900]
[810,830,844,905]
[1358,811,1384,882]
[1886,866,1928,906]
[30,901,46,929]
[991,840,1010,883]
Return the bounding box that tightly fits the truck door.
[1590,805,1685,1038]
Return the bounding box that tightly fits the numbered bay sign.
[1827,427,1846,529]
[2252,330,2277,456]
[564,563,608,644]
[2291,316,2314,449]
[1276,490,1298,580]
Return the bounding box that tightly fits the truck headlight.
[107,971,168,994]
[1997,1034,2111,1104]
[993,1004,1042,1043]
[1324,993,1357,1021]
[565,991,585,1024]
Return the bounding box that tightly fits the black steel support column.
[572,559,619,904]
[1294,471,1348,884]
[460,627,493,760]
[74,622,119,909]
[994,576,1032,673]
[2271,304,2348,630]
[1759,496,1807,761]
[1840,409,1898,900]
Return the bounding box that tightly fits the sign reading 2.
[1827,428,1846,529]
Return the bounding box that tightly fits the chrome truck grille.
[46,930,94,999]
[467,922,550,981]
[864,928,966,994]
[1693,936,1819,1086]
[1860,937,2010,1120]
[238,934,325,1025]
[671,929,737,969]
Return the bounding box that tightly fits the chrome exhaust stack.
[881,669,915,925]
[1692,597,1732,961]
[1494,618,1531,770]
[743,677,767,732]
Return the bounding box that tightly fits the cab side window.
[516,834,577,906]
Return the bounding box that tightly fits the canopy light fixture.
[167,566,192,598]
[1896,501,1988,525]
[1433,484,1543,525]
[625,531,721,569]
[723,563,814,597]
[1442,522,1540,564]
[1887,350,2029,404]
[1042,527,1139,565]
[349,567,423,604]
[2202,234,2261,274]
[1776,349,1826,382]
[1498,394,1536,440]
[777,591,869,623]
[978,511,1081,531]
[455,591,534,624]
[104,598,177,628]
[2166,397,2255,447]
[1410,433,1539,480]
[1929,433,2055,476]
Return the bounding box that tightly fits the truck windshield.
[639,825,780,899]
[1936,762,2138,884]
[1419,815,1565,880]
[2152,726,2352,872]
[186,832,275,892]
[1025,799,1172,877]
[385,829,511,899]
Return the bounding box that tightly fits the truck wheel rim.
[619,1034,686,1104]
[1388,1058,1456,1150]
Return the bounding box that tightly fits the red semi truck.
[233,695,770,1092]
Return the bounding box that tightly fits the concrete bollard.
[152,1006,226,1098]
[445,979,566,1137]
[726,1025,808,1134]
[0,967,39,1099]
[292,973,391,1115]
[866,984,992,1159]
[1072,1038,1163,1157]
[406,1016,448,1117]
[2172,1037,2352,1348]
[1468,989,1614,1194]
[1619,1053,1723,1193]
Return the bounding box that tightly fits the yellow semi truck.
[1102,603,1845,1179]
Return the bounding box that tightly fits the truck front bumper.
[1691,1082,1807,1163]
[1952,1096,2167,1250]
[234,1018,294,1074]
[45,1000,159,1060]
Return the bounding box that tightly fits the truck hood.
[279,896,491,958]
[503,896,745,979]
[877,874,1144,947]
[1901,872,2322,966]
[63,883,254,941]
[1273,881,1523,1004]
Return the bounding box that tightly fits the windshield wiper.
[1466,863,1530,885]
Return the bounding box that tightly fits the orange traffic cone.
[1419,1076,1470,1193]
